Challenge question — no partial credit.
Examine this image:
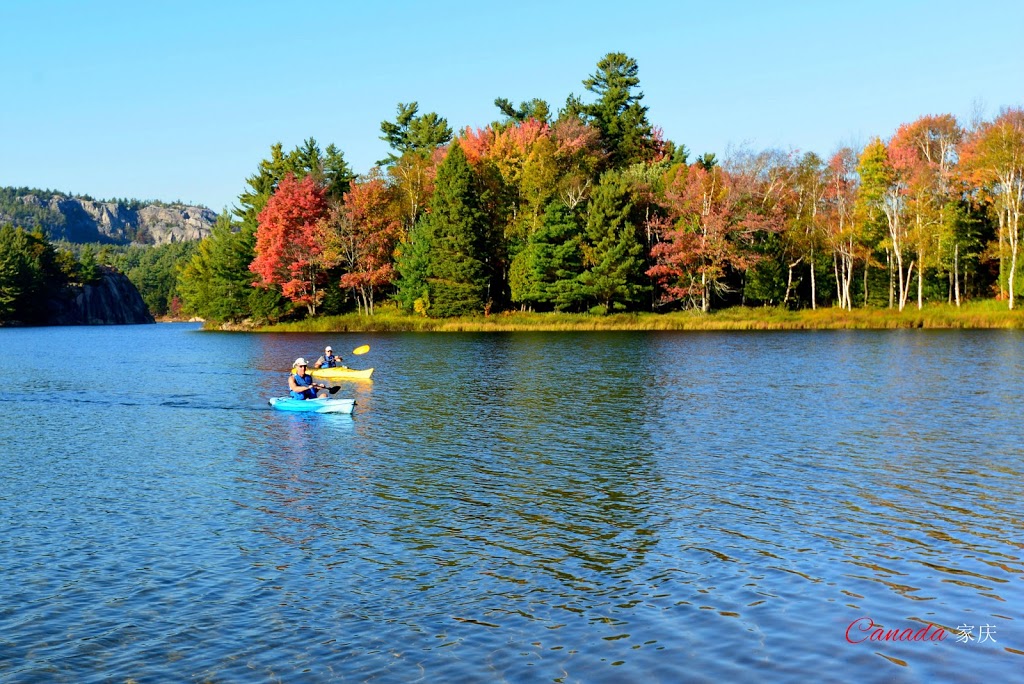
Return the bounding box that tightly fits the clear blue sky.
[2,0,1021,212]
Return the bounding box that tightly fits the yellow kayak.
[309,366,374,380]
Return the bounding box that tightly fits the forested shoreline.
[250,302,1024,333]
[4,53,1023,328]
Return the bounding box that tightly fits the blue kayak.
[268,397,355,414]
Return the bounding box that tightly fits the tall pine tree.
[0,226,70,323]
[177,211,285,323]
[571,53,656,167]
[396,141,490,317]
[379,102,454,165]
[235,143,289,234]
[510,200,587,311]
[579,173,648,312]
[235,140,353,233]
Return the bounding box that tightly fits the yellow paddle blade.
[352,344,370,356]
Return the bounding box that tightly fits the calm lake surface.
[0,323,1021,682]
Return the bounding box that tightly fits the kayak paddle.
[304,384,341,395]
[352,345,370,355]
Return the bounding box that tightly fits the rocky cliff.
[46,267,155,325]
[4,191,216,245]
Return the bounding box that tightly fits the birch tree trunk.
[954,243,961,306]
[1003,178,1022,310]
[809,246,817,310]
[887,250,894,309]
[701,271,708,312]
[841,240,854,310]
[997,211,1007,301]
[899,261,915,311]
[785,257,802,307]
[895,249,907,311]
[1010,219,1018,310]
[833,253,840,308]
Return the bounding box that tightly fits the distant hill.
[0,186,216,245]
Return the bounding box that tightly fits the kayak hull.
[310,366,374,380]
[268,397,355,414]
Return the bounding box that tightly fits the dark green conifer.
[511,200,587,311]
[396,142,489,317]
[379,102,454,166]
[579,174,648,312]
[579,53,655,167]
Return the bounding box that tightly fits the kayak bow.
[309,366,374,380]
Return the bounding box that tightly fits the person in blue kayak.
[288,358,327,399]
[314,345,344,369]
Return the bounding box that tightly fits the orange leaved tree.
[960,108,1024,309]
[337,172,403,315]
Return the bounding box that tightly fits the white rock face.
[12,193,216,244]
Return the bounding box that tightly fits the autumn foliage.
[186,54,1024,323]
[337,173,403,315]
[959,108,1024,308]
[648,162,784,311]
[249,173,329,314]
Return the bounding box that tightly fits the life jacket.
[323,354,336,368]
[290,372,317,400]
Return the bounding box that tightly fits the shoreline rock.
[45,266,154,325]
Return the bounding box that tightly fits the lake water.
[0,323,1021,682]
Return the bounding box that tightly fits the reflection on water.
[0,325,1021,682]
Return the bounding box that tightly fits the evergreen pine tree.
[0,226,65,323]
[77,244,101,284]
[235,140,353,231]
[176,236,215,318]
[579,174,648,312]
[394,220,432,314]
[234,143,288,233]
[322,143,354,202]
[580,53,655,167]
[511,200,587,311]
[178,211,286,323]
[396,142,489,317]
[0,225,34,321]
[379,102,454,166]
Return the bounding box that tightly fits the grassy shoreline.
[225,301,1024,333]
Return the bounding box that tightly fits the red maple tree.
[647,164,736,311]
[249,173,329,314]
[648,160,783,312]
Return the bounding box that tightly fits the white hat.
[325,346,333,351]
[293,358,308,367]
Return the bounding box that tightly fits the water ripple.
[0,326,1021,681]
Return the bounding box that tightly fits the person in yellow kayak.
[314,345,345,369]
[288,358,328,399]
